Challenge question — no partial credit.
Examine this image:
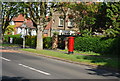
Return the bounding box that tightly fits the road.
[0,49,119,80]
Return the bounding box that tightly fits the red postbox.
[68,37,75,54]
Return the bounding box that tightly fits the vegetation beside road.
[21,48,119,70]
[1,43,20,47]
[2,43,119,70]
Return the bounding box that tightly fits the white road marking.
[0,57,11,61]
[18,63,51,76]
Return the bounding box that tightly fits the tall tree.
[68,2,99,34]
[105,2,120,37]
[23,2,50,50]
[1,2,22,35]
[95,2,120,37]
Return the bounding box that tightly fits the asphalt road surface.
[1,49,119,80]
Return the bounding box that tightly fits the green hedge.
[4,35,52,49]
[43,37,52,49]
[25,36,52,49]
[4,34,23,44]
[25,35,37,48]
[74,37,120,56]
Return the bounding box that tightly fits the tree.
[94,2,107,31]
[23,2,51,50]
[94,2,120,37]
[1,2,22,35]
[68,2,99,35]
[4,25,15,35]
[105,2,120,37]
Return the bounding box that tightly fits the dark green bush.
[74,37,100,52]
[25,36,52,49]
[43,37,52,49]
[74,37,119,56]
[4,34,22,44]
[25,35,37,48]
[13,37,23,44]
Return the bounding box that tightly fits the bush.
[74,36,119,56]
[13,37,23,44]
[4,34,23,44]
[74,37,100,52]
[4,35,52,49]
[25,35,37,48]
[43,37,52,49]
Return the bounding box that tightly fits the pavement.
[0,45,120,80]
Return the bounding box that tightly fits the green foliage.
[13,37,23,45]
[93,2,120,38]
[4,35,52,49]
[74,37,119,56]
[69,2,98,32]
[5,25,16,34]
[74,37,100,52]
[43,37,52,49]
[81,29,92,37]
[25,35,37,48]
[4,34,22,44]
[25,36,52,49]
[4,34,21,38]
[2,2,24,34]
[105,28,120,37]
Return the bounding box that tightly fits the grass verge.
[1,43,20,47]
[58,49,100,56]
[21,48,119,70]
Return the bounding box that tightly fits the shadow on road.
[86,67,120,78]
[1,76,120,81]
[1,76,29,81]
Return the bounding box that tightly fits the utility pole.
[23,8,26,49]
[22,20,26,49]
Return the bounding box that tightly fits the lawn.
[1,43,20,47]
[21,48,119,70]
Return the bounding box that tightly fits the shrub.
[4,35,53,49]
[43,37,52,49]
[4,34,22,44]
[13,37,23,44]
[74,37,100,52]
[25,35,37,48]
[74,36,119,56]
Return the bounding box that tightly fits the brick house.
[44,9,79,37]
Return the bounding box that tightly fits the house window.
[68,19,73,27]
[59,18,64,27]
[44,30,48,34]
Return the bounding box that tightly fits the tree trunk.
[65,37,68,50]
[36,25,43,50]
[52,34,58,50]
[0,33,3,44]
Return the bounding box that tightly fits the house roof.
[12,14,25,21]
[15,23,23,28]
[16,19,36,29]
[26,19,36,28]
[12,14,36,29]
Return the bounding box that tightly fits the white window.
[59,18,64,26]
[68,19,73,27]
[17,28,22,34]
